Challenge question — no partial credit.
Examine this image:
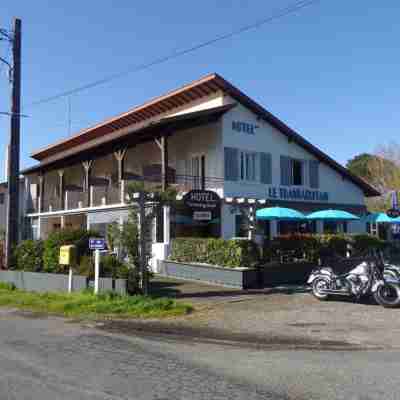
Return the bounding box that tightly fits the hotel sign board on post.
[183,190,221,221]
[89,238,106,251]
[387,192,400,218]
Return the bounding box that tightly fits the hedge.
[169,238,260,268]
[13,240,44,272]
[263,233,388,263]
[42,229,99,274]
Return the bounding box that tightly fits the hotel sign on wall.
[183,190,221,221]
[232,121,259,135]
[267,187,329,202]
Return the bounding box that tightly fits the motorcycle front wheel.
[312,277,331,301]
[373,283,400,308]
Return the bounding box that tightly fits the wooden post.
[38,173,44,213]
[58,170,65,210]
[114,148,126,182]
[5,18,22,268]
[139,192,149,295]
[161,136,168,192]
[82,160,93,208]
[114,148,127,204]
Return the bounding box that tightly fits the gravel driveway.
[131,277,400,350]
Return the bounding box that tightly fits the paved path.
[0,309,400,399]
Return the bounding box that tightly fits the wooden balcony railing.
[27,175,224,214]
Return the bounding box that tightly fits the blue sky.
[1,1,399,178]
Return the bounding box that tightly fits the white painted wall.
[221,101,365,206]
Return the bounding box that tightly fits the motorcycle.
[307,255,400,308]
[384,263,400,283]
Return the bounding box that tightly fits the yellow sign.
[59,245,76,266]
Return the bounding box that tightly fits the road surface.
[0,309,398,400]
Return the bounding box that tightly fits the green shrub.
[352,234,387,255]
[169,238,260,268]
[263,233,390,263]
[13,240,44,272]
[100,255,130,279]
[42,229,98,274]
[263,234,323,263]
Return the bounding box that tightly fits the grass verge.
[0,282,193,319]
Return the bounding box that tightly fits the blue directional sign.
[89,238,106,250]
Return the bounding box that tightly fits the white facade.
[23,77,372,245]
[221,101,364,205]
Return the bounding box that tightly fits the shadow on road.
[150,279,310,300]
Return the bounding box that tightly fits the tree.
[347,143,400,212]
[114,181,178,295]
[346,153,376,184]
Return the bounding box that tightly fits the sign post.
[59,245,77,293]
[94,249,100,295]
[89,238,106,295]
[386,191,400,219]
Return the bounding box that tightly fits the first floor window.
[292,159,303,186]
[240,151,257,181]
[0,193,4,205]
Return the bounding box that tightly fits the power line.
[26,0,320,108]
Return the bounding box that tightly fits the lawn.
[0,282,193,319]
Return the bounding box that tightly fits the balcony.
[27,175,224,214]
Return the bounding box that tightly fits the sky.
[1,1,399,179]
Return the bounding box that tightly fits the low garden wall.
[262,262,315,286]
[0,271,127,295]
[159,260,259,289]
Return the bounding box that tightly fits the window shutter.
[309,160,319,189]
[259,152,272,184]
[302,159,308,186]
[280,156,292,186]
[224,147,239,181]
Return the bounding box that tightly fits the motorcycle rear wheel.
[312,277,331,301]
[373,283,400,308]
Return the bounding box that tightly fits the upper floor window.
[224,147,272,184]
[281,156,319,188]
[240,151,257,182]
[292,159,303,186]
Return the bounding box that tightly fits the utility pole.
[5,18,21,268]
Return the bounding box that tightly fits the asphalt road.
[0,309,399,400]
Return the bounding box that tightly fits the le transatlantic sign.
[267,186,329,202]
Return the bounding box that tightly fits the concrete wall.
[0,270,127,295]
[159,260,258,289]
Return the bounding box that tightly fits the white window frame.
[239,150,258,182]
[186,153,206,189]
